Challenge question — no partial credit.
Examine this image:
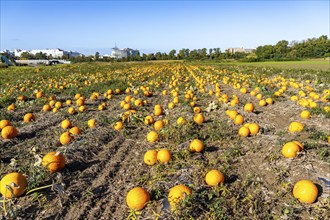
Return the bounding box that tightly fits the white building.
[29,48,81,58]
[14,49,29,57]
[3,48,82,58]
[110,46,139,59]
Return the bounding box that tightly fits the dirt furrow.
[62,135,131,219]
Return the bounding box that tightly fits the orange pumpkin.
[88,119,96,128]
[61,119,72,129]
[190,139,204,152]
[0,120,12,130]
[205,170,225,186]
[154,120,164,131]
[293,180,318,204]
[0,172,28,198]
[126,187,150,211]
[114,121,124,131]
[144,150,158,165]
[147,131,159,143]
[1,126,18,139]
[157,148,171,163]
[42,151,66,172]
[168,184,192,210]
[244,103,254,112]
[69,126,81,136]
[24,113,35,122]
[193,113,205,125]
[60,132,71,145]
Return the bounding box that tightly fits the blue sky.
[1,0,329,55]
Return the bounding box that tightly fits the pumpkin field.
[0,62,329,219]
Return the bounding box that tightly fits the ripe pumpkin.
[282,142,303,158]
[69,126,81,136]
[123,103,131,110]
[79,105,86,112]
[126,187,150,211]
[193,113,205,125]
[42,151,66,172]
[60,132,71,145]
[76,98,85,106]
[147,131,159,143]
[259,99,267,107]
[7,103,16,111]
[193,107,201,113]
[226,110,238,120]
[177,117,187,126]
[288,122,304,133]
[144,116,155,125]
[68,107,76,114]
[74,93,82,100]
[36,91,43,99]
[247,123,259,135]
[154,120,164,131]
[168,184,192,210]
[61,119,72,129]
[0,120,11,130]
[88,119,96,128]
[244,103,254,112]
[55,101,62,109]
[154,108,163,116]
[190,139,204,152]
[66,100,72,105]
[24,113,35,122]
[144,150,158,165]
[17,95,27,101]
[265,97,273,104]
[168,102,175,109]
[205,170,225,186]
[238,126,250,137]
[1,126,18,139]
[43,104,51,111]
[0,172,28,198]
[293,180,318,204]
[300,110,311,119]
[49,100,56,107]
[157,148,171,163]
[114,121,124,131]
[134,99,143,107]
[234,115,244,125]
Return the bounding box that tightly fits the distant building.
[1,48,82,58]
[29,48,81,58]
[110,46,139,59]
[226,47,255,54]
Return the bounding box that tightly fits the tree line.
[1,35,329,64]
[109,35,329,62]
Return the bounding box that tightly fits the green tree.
[35,52,47,60]
[169,50,176,59]
[155,52,162,60]
[214,48,221,59]
[209,48,213,59]
[94,52,100,61]
[200,48,207,59]
[275,40,289,58]
[20,52,33,59]
[178,48,188,59]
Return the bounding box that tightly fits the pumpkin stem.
[10,182,20,189]
[26,184,53,195]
